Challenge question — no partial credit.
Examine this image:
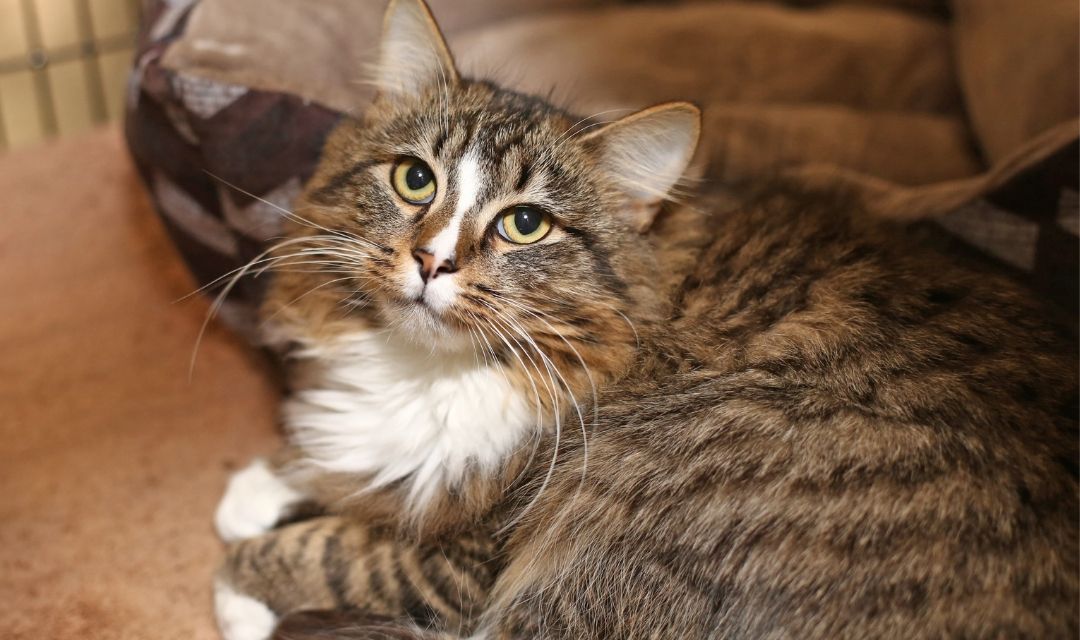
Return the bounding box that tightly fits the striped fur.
[214,1,1078,638]
[221,516,495,637]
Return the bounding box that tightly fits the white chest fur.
[284,330,534,508]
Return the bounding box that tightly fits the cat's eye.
[496,206,552,245]
[392,158,436,204]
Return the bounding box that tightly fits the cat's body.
[212,2,1078,638]
[485,190,1079,638]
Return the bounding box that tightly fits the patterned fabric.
[127,0,340,338]
[126,0,1078,343]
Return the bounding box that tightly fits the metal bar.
[20,0,59,137]
[0,86,9,150]
[128,0,143,33]
[75,0,109,124]
[0,34,139,76]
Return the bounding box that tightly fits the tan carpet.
[0,127,280,639]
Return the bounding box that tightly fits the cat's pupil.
[405,164,432,190]
[514,207,541,235]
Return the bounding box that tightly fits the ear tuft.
[582,102,701,231]
[374,0,458,98]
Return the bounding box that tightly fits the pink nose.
[412,249,456,283]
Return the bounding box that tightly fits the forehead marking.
[426,152,481,264]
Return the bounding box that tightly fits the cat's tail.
[272,610,460,640]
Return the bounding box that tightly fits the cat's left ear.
[374,0,459,99]
[581,102,701,232]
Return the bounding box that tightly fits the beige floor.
[0,127,280,639]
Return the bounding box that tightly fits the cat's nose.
[412,249,456,283]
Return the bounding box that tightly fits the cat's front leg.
[215,451,307,542]
[214,516,496,640]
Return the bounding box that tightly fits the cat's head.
[269,0,699,395]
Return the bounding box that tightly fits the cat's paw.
[214,580,277,640]
[215,458,303,542]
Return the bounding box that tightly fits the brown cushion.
[782,0,946,13]
[952,0,1080,163]
[452,2,973,187]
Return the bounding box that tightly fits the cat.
[211,1,1079,638]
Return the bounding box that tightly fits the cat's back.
[499,189,1079,639]
[674,188,1077,429]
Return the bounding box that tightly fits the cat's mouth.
[380,287,446,315]
[410,295,437,313]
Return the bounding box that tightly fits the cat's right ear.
[374,0,459,99]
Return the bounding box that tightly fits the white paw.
[214,580,278,640]
[215,458,303,542]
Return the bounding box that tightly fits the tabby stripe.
[562,225,627,298]
[456,112,480,157]
[441,536,492,571]
[308,160,378,204]
[492,131,525,161]
[471,283,499,296]
[365,547,393,608]
[247,539,277,591]
[394,548,442,627]
[321,522,352,607]
[410,203,432,225]
[515,161,532,191]
[419,550,467,616]
[432,129,449,158]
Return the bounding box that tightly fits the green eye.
[392,158,436,204]
[496,206,552,244]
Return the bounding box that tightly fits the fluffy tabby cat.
[212,1,1079,638]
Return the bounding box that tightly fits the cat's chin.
[383,302,476,354]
